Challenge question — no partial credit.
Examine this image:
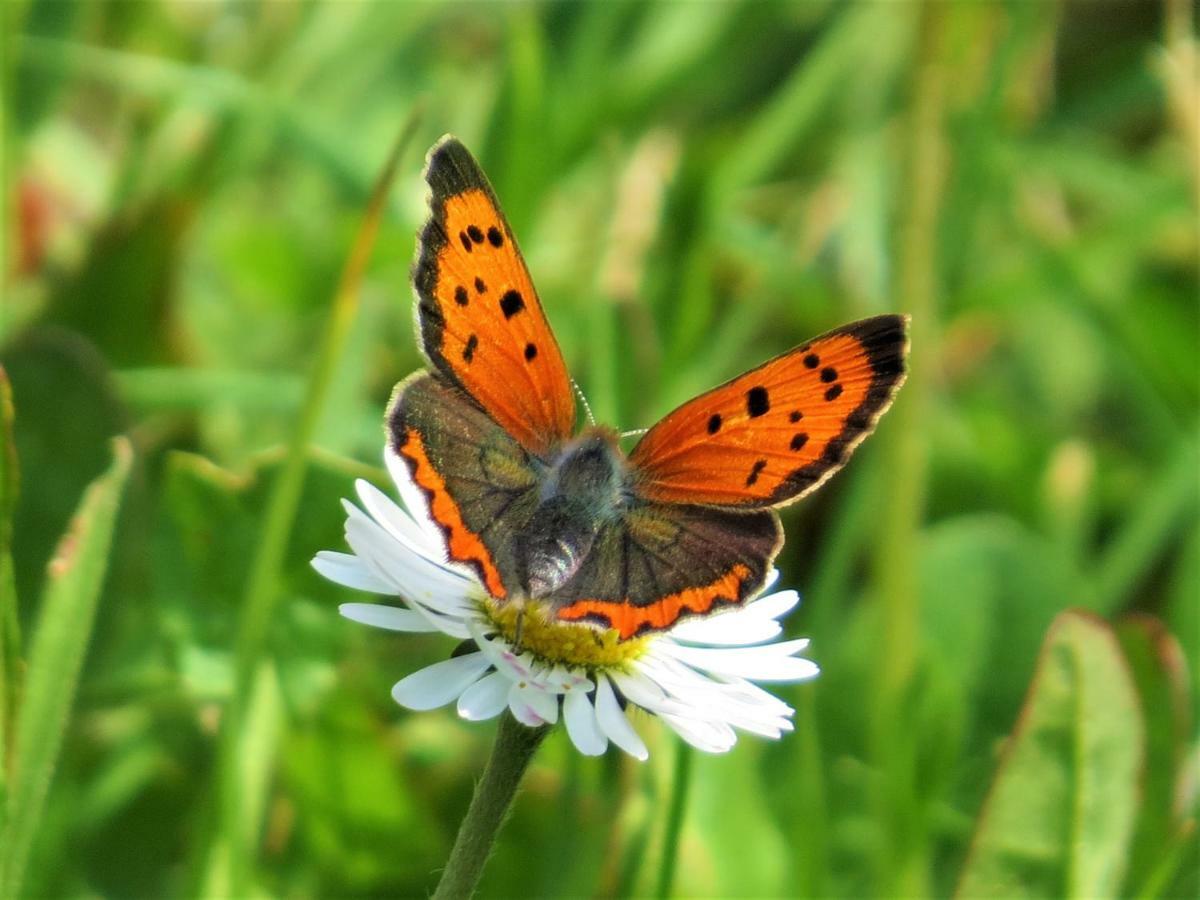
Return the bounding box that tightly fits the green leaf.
[1115,615,1193,895]
[956,610,1143,900]
[0,437,133,898]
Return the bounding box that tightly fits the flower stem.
[433,713,550,900]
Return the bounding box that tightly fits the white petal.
[344,504,475,618]
[760,568,781,592]
[457,671,511,721]
[312,551,395,594]
[544,665,594,694]
[665,591,799,645]
[469,625,555,690]
[595,675,648,761]
[740,589,800,621]
[563,690,607,756]
[609,669,673,715]
[668,613,782,646]
[508,693,548,727]
[391,652,491,711]
[633,655,796,735]
[717,676,797,716]
[354,478,473,584]
[343,499,474,601]
[339,602,438,632]
[658,640,818,682]
[660,713,737,753]
[385,447,446,545]
[356,478,442,555]
[508,682,559,726]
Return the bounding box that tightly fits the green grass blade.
[0,367,19,805]
[867,2,951,894]
[1094,433,1200,614]
[655,740,693,899]
[956,610,1144,899]
[198,113,421,897]
[0,436,133,898]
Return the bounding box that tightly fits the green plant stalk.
[1134,819,1198,900]
[0,368,19,804]
[655,739,694,899]
[667,5,869,368]
[432,714,549,900]
[1094,434,1199,614]
[869,2,947,896]
[791,686,830,898]
[200,114,420,897]
[0,438,132,898]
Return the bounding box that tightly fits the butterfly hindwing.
[387,372,541,599]
[547,501,782,639]
[629,315,909,508]
[414,136,575,457]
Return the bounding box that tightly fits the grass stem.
[198,113,421,896]
[655,739,694,899]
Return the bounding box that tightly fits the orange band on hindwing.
[556,564,753,639]
[395,426,507,598]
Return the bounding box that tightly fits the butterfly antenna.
[573,378,597,426]
[619,427,648,439]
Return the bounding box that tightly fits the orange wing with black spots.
[414,136,575,457]
[629,315,909,508]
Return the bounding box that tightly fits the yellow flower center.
[483,599,651,670]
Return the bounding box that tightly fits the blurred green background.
[2,1,1197,898]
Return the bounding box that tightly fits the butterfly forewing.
[629,315,909,508]
[414,137,576,456]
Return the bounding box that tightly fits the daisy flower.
[313,449,819,759]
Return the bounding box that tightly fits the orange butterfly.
[389,137,908,640]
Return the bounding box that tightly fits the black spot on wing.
[463,334,478,363]
[765,315,910,506]
[524,342,538,361]
[746,458,768,487]
[454,285,469,306]
[707,414,722,434]
[500,290,525,319]
[487,226,504,247]
[747,386,770,418]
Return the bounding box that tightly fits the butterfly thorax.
[522,428,626,599]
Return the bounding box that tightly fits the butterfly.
[388,136,908,641]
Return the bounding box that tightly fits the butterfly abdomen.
[521,430,625,598]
